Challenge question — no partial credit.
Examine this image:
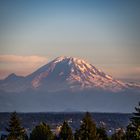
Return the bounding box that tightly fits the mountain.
[0,73,26,93]
[28,56,127,92]
[0,56,138,93]
[0,56,124,92]
[0,56,140,112]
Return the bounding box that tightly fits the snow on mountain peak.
[53,56,85,64]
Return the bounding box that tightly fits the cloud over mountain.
[0,55,47,63]
[0,55,48,79]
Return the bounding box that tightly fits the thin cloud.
[0,55,48,79]
[0,55,47,63]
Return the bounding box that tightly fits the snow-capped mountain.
[28,56,127,92]
[0,56,140,112]
[0,56,138,93]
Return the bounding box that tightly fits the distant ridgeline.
[0,103,140,140]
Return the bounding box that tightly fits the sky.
[0,0,140,82]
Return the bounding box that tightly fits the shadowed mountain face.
[0,56,140,112]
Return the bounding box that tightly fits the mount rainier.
[0,56,140,112]
[0,56,137,93]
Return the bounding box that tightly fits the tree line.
[1,102,140,140]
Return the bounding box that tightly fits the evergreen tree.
[126,124,135,140]
[111,128,126,140]
[6,112,27,140]
[74,129,81,140]
[126,102,140,140]
[30,122,54,140]
[58,121,73,140]
[97,127,108,140]
[75,112,98,140]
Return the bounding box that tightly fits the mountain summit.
[0,56,128,93]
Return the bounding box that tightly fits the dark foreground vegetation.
[1,103,140,140]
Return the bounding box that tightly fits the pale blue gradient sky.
[0,0,140,81]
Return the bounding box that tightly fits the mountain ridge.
[0,56,140,112]
[0,56,139,93]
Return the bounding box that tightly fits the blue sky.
[0,0,140,81]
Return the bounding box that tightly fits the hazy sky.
[0,0,140,81]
